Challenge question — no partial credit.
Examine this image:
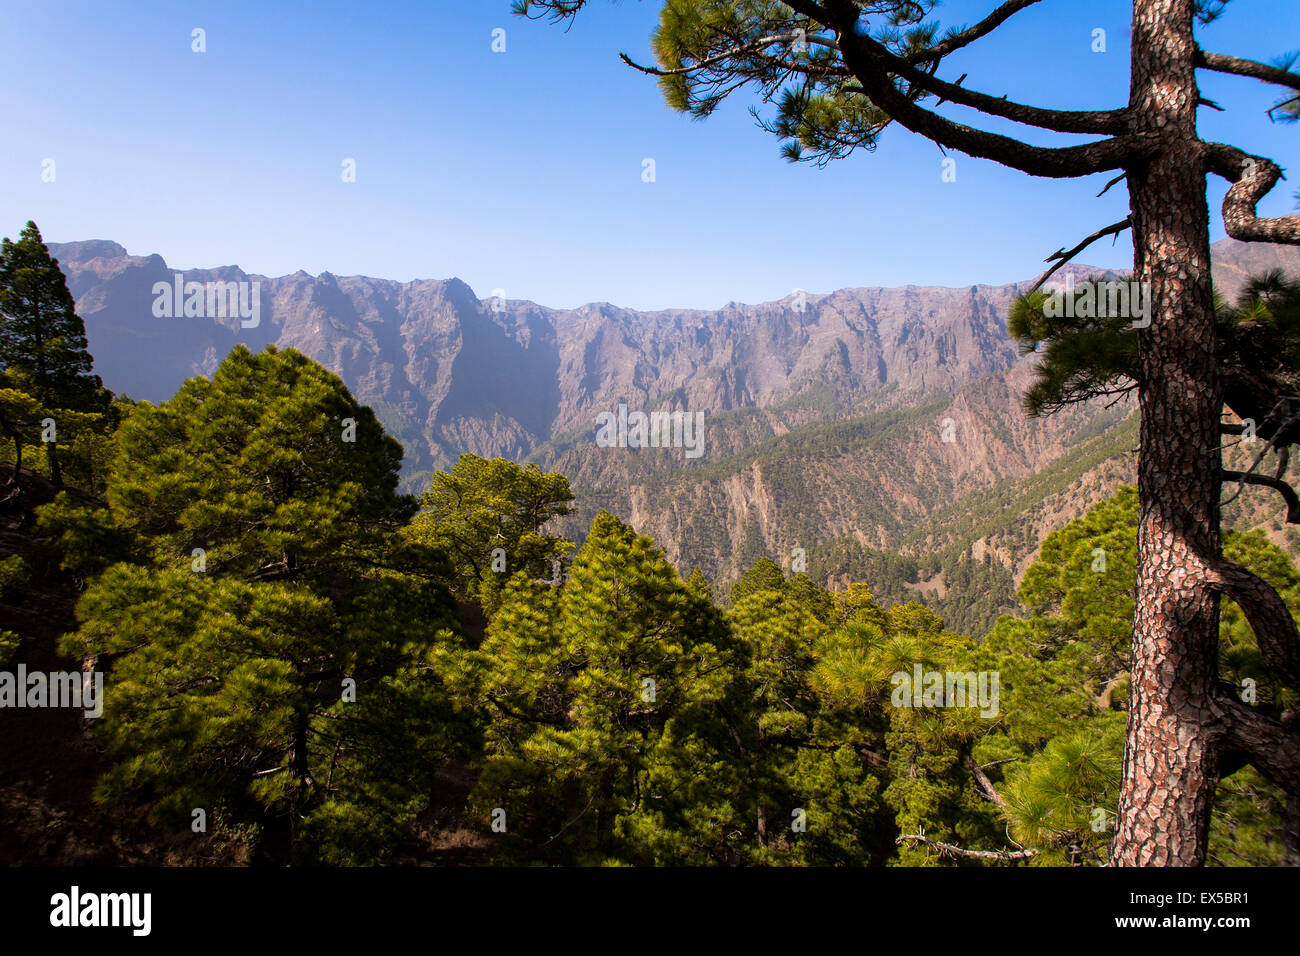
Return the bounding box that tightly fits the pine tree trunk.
[8,428,21,486]
[289,717,311,861]
[1112,0,1223,867]
[756,722,767,849]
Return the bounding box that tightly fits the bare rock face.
[51,242,1041,470]
[1207,228,1300,302]
[47,236,1296,583]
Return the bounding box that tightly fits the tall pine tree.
[468,511,743,864]
[53,345,474,863]
[0,221,104,486]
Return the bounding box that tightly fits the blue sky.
[1,0,1295,310]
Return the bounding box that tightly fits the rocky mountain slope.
[52,239,1039,474]
[48,233,1300,623]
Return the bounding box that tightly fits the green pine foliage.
[811,542,1016,636]
[404,453,574,620]
[50,344,475,864]
[31,391,1296,865]
[0,628,18,666]
[0,222,102,412]
[1007,283,1139,417]
[0,221,111,486]
[1010,268,1300,439]
[467,511,742,864]
[731,586,893,864]
[975,486,1298,865]
[0,554,31,602]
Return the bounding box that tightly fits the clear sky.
[1,0,1295,310]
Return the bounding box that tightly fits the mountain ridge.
[44,233,1300,617]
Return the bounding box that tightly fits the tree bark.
[3,421,22,486]
[1112,0,1223,867]
[46,440,61,488]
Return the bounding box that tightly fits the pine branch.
[779,0,1142,178]
[624,9,1124,136]
[1195,48,1300,92]
[905,0,1041,64]
[881,58,1127,135]
[619,33,845,80]
[1270,94,1300,122]
[807,1,1127,136]
[1205,143,1300,244]
[1096,173,1127,198]
[542,791,597,847]
[1027,219,1132,294]
[1219,399,1300,508]
[1214,695,1300,795]
[1206,559,1300,692]
[1220,470,1300,524]
[897,833,1037,861]
[486,693,566,727]
[963,751,1009,809]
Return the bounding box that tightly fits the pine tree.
[404,453,574,619]
[55,344,473,864]
[731,584,893,864]
[0,382,43,485]
[829,601,1008,866]
[729,556,787,606]
[0,221,105,486]
[469,511,743,864]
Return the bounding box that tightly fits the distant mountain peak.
[49,239,127,262]
[43,234,1300,488]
